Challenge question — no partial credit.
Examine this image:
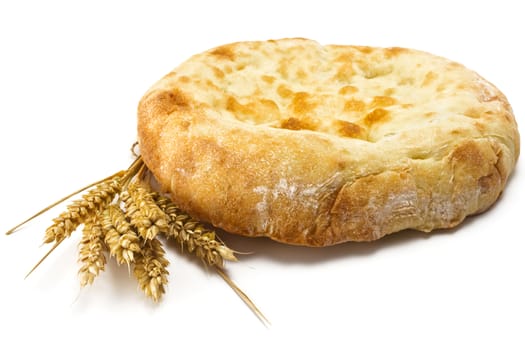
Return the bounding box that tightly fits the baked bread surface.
[138,38,519,246]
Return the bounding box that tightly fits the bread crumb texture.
[138,38,519,246]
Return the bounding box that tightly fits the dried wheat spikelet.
[102,204,141,266]
[43,176,122,244]
[78,217,107,286]
[124,182,169,240]
[133,237,170,302]
[155,194,237,267]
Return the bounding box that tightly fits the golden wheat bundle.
[6,156,266,323]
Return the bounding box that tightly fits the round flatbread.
[137,38,519,246]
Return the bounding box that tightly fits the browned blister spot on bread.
[209,45,236,60]
[364,108,390,127]
[370,96,397,108]
[335,120,367,140]
[212,66,225,79]
[422,71,437,86]
[277,84,293,98]
[290,92,318,114]
[343,99,366,112]
[384,47,408,58]
[280,117,317,131]
[338,85,359,95]
[354,46,374,54]
[261,75,275,84]
[334,63,355,81]
[464,106,485,119]
[177,75,191,84]
[226,96,250,118]
[226,96,280,123]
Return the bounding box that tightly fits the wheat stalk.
[6,155,268,324]
[78,216,107,286]
[133,237,169,302]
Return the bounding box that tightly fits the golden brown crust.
[137,38,519,246]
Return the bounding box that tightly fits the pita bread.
[137,38,519,246]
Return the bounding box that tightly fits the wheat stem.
[120,157,145,188]
[25,238,65,279]
[215,267,270,327]
[5,171,125,236]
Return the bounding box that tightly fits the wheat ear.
[155,195,237,266]
[102,204,141,266]
[78,217,107,286]
[133,237,169,302]
[122,182,169,240]
[43,176,121,243]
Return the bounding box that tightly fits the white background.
[0,1,523,349]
